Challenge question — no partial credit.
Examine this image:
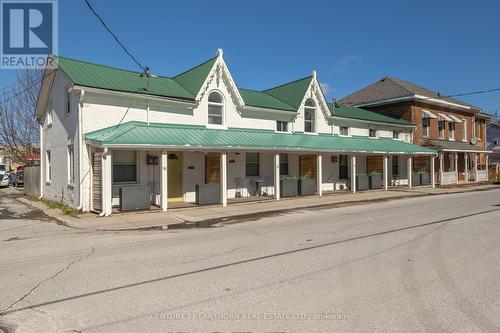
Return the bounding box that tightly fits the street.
[1,187,500,332]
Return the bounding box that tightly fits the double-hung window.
[393,130,400,139]
[304,99,316,133]
[112,150,137,183]
[279,153,289,176]
[462,119,467,142]
[422,117,430,137]
[46,150,51,183]
[339,126,349,136]
[339,155,349,179]
[369,128,377,138]
[246,153,260,177]
[208,92,223,125]
[438,120,445,139]
[276,121,288,132]
[448,122,455,140]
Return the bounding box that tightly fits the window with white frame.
[276,121,288,132]
[46,103,53,126]
[67,145,75,184]
[422,117,430,137]
[369,128,377,138]
[245,152,260,177]
[46,150,51,183]
[304,99,316,133]
[438,120,445,139]
[339,126,349,136]
[208,91,223,125]
[279,153,289,176]
[448,122,455,140]
[462,119,467,142]
[112,150,137,183]
[393,130,400,139]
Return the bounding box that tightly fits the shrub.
[41,199,78,216]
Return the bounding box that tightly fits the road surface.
[1,187,499,332]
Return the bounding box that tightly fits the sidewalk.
[18,184,498,231]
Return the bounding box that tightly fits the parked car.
[0,173,9,188]
[13,171,24,187]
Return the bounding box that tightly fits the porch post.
[160,150,168,211]
[454,152,459,184]
[101,148,112,216]
[439,153,444,186]
[464,153,469,183]
[317,154,322,196]
[474,153,479,183]
[407,156,413,188]
[220,152,227,207]
[351,155,357,193]
[274,153,280,200]
[430,155,435,188]
[383,155,388,190]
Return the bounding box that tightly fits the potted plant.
[356,172,369,191]
[299,176,316,196]
[280,176,299,197]
[369,171,382,189]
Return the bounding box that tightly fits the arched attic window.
[208,91,224,125]
[304,98,316,133]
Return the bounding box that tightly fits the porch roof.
[85,121,437,155]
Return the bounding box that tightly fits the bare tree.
[0,69,43,166]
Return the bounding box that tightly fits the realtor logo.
[1,0,58,68]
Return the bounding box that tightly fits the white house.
[35,49,435,216]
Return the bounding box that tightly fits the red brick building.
[339,77,492,185]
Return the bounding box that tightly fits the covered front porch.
[85,121,436,216]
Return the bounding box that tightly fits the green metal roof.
[328,103,415,126]
[173,56,217,96]
[264,76,313,109]
[85,121,435,154]
[55,56,196,101]
[238,88,296,111]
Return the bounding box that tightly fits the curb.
[16,185,498,231]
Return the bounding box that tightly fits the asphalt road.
[1,186,500,332]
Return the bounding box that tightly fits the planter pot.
[412,173,421,186]
[356,175,369,191]
[369,174,382,189]
[420,172,430,185]
[195,184,221,205]
[299,178,316,196]
[280,179,298,197]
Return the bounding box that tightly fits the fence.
[24,165,40,198]
[441,171,457,185]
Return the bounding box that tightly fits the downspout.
[77,90,85,211]
[98,147,108,217]
[39,123,44,199]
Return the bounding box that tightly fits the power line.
[443,87,500,98]
[83,0,146,72]
[0,69,58,104]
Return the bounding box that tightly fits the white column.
[274,153,280,200]
[439,153,444,186]
[220,152,227,207]
[160,150,168,211]
[351,155,357,193]
[431,155,436,188]
[317,154,323,196]
[454,152,459,184]
[407,156,413,188]
[101,149,112,216]
[486,155,489,181]
[383,155,389,190]
[464,153,469,183]
[474,154,479,183]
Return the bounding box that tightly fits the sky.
[1,0,500,116]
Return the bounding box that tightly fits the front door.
[167,152,183,201]
[92,151,102,212]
